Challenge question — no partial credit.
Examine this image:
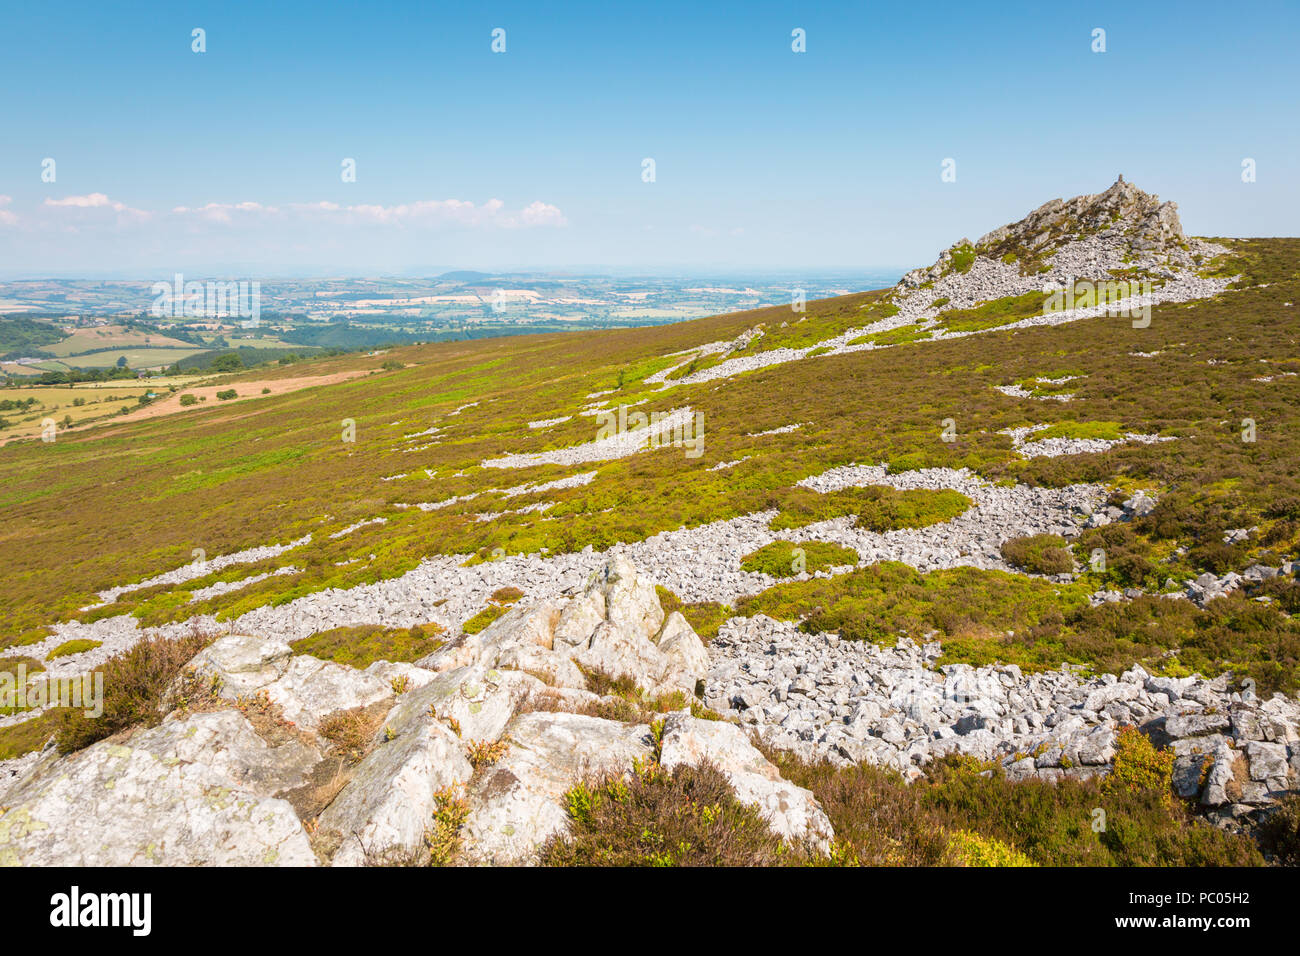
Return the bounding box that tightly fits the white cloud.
[516,201,567,227]
[44,193,149,219]
[165,197,565,229]
[170,201,280,223]
[281,197,564,228]
[8,194,566,241]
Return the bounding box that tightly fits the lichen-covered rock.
[318,692,473,867]
[186,633,293,698]
[597,557,664,642]
[552,591,605,648]
[658,712,833,852]
[495,642,587,690]
[572,620,682,694]
[0,712,315,866]
[415,559,709,701]
[656,611,709,683]
[418,600,563,673]
[408,665,544,743]
[459,712,653,865]
[363,660,439,693]
[264,655,392,730]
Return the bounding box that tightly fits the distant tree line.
[0,317,64,358]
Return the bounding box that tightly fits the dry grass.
[318,701,391,763]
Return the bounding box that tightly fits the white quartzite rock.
[658,712,834,852]
[459,712,654,865]
[0,711,316,866]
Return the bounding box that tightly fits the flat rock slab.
[0,712,315,866]
[264,656,393,730]
[187,633,293,698]
[460,712,653,865]
[408,665,545,744]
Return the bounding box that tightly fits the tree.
[116,356,128,368]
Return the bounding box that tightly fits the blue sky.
[1,0,1296,277]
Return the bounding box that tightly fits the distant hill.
[437,270,498,281]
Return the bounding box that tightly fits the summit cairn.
[886,179,1232,328]
[900,177,1197,293]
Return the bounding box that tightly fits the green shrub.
[178,393,198,407]
[769,485,971,533]
[289,623,444,668]
[1102,726,1175,807]
[47,638,102,660]
[1000,534,1074,575]
[946,829,1036,867]
[740,540,859,576]
[948,243,977,274]
[461,604,507,634]
[1258,795,1300,866]
[539,761,795,866]
[769,750,1262,867]
[215,389,237,401]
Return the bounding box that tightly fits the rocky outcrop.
[975,176,1186,260]
[318,708,471,866]
[0,559,833,866]
[888,179,1232,343]
[459,712,656,865]
[900,178,1194,292]
[417,557,708,698]
[0,710,318,866]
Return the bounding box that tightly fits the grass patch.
[737,562,1088,655]
[849,324,932,347]
[1000,534,1074,575]
[289,622,445,668]
[740,540,859,576]
[769,485,971,533]
[655,587,731,643]
[461,604,508,635]
[1036,420,1124,441]
[46,638,102,660]
[933,291,1047,333]
[0,710,60,760]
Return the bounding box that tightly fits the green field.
[58,347,208,369]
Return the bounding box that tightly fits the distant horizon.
[0,266,910,283]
